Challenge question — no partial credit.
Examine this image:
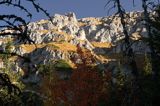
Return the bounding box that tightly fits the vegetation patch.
[54,59,73,72]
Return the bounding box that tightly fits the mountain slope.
[0,12,150,82]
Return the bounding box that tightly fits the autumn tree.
[40,46,110,106]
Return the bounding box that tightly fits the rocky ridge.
[26,12,148,51]
[0,12,150,82]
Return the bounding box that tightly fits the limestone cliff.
[0,12,150,82]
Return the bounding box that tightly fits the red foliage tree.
[40,46,110,106]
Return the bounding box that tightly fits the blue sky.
[0,0,142,22]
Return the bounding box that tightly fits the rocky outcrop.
[0,11,151,83]
[29,46,75,65]
[24,12,149,53]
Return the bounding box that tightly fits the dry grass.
[67,60,77,69]
[78,22,87,27]
[20,44,45,53]
[37,30,49,34]
[93,20,102,25]
[0,38,14,43]
[9,56,19,61]
[96,55,113,63]
[20,42,77,53]
[91,42,112,48]
[49,42,77,52]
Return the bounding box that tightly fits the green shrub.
[54,59,72,72]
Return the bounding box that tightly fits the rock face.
[0,12,150,82]
[25,12,149,52]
